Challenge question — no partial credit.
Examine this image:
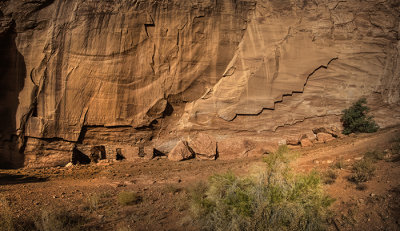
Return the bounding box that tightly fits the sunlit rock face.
[0,0,399,167]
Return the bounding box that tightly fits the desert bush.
[349,159,375,183]
[34,207,85,231]
[341,98,379,135]
[189,145,334,231]
[164,184,182,194]
[355,183,367,191]
[86,194,100,212]
[331,159,346,170]
[0,197,14,231]
[323,169,338,185]
[117,191,141,206]
[391,138,400,155]
[364,151,385,162]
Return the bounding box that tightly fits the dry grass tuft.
[323,169,338,185]
[349,159,375,184]
[0,197,14,231]
[117,191,141,206]
[34,207,85,231]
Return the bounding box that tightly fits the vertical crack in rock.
[144,13,155,38]
[176,20,188,55]
[151,44,156,75]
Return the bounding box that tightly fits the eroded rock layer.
[0,0,399,167]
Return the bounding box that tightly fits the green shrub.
[341,98,379,135]
[117,191,141,206]
[189,145,334,231]
[349,159,375,183]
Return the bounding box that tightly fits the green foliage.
[349,159,375,184]
[341,98,379,135]
[189,145,334,231]
[117,191,141,206]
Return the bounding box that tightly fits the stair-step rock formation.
[0,0,399,168]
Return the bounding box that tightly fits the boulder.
[316,133,335,143]
[218,138,256,160]
[312,127,329,134]
[286,138,300,145]
[313,126,342,138]
[300,138,313,147]
[189,133,217,160]
[168,141,194,161]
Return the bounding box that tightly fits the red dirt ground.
[1,126,399,230]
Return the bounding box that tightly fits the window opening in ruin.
[90,146,106,163]
[116,148,125,160]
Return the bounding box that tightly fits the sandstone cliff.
[0,0,399,167]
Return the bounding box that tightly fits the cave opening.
[116,148,125,160]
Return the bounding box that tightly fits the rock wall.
[0,0,399,167]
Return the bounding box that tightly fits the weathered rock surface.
[300,138,313,148]
[317,133,336,143]
[168,140,194,162]
[189,133,217,160]
[0,0,399,167]
[218,138,256,160]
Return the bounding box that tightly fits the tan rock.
[312,128,329,135]
[218,139,256,160]
[143,147,155,160]
[316,133,335,143]
[65,162,73,168]
[189,134,217,160]
[116,146,140,161]
[286,138,300,146]
[300,138,313,147]
[167,141,194,162]
[313,126,342,138]
[288,145,301,150]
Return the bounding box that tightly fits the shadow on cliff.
[0,19,27,169]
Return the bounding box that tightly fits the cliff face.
[0,0,399,167]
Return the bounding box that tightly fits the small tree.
[341,98,379,135]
